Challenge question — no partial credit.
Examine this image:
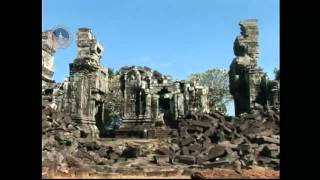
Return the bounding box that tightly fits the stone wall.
[229,19,280,116]
[42,31,56,90]
[58,28,108,138]
[117,66,209,134]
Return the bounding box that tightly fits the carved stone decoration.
[56,28,108,138]
[42,31,56,90]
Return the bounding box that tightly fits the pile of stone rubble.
[42,101,168,177]
[155,104,280,170]
[42,100,279,176]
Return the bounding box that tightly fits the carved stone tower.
[60,28,108,138]
[229,19,267,115]
[42,31,56,90]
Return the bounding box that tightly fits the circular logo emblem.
[50,26,72,49]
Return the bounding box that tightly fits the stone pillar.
[61,28,108,138]
[151,94,159,123]
[123,73,128,117]
[229,19,265,115]
[139,90,143,116]
[131,93,136,117]
[145,92,152,117]
[174,93,184,119]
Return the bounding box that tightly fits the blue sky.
[42,0,279,115]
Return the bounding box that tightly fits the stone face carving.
[229,20,280,115]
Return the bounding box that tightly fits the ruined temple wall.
[56,28,108,138]
[230,19,280,115]
[230,19,263,115]
[87,68,108,94]
[42,31,56,89]
[61,74,89,118]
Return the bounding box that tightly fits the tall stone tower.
[229,19,268,115]
[42,31,56,89]
[60,28,108,138]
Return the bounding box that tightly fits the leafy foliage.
[187,68,232,113]
[103,75,123,131]
[108,68,115,78]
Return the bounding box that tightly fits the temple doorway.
[158,88,171,126]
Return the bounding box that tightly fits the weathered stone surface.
[244,153,257,166]
[229,19,280,116]
[81,141,100,151]
[257,156,272,164]
[187,126,204,133]
[171,138,179,144]
[170,129,179,137]
[190,121,212,128]
[238,144,251,152]
[154,155,170,165]
[231,137,245,145]
[257,136,280,144]
[42,28,109,138]
[117,65,210,134]
[108,152,119,160]
[169,144,180,153]
[121,146,140,158]
[202,137,212,148]
[203,127,215,137]
[259,144,279,158]
[218,141,238,150]
[190,150,200,156]
[97,147,111,158]
[202,160,232,168]
[182,146,190,155]
[65,155,84,168]
[196,154,207,165]
[180,137,195,146]
[156,147,175,159]
[188,143,202,152]
[207,145,226,161]
[176,155,196,165]
[42,31,56,89]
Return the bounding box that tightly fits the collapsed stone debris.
[155,105,279,170]
[42,19,280,178]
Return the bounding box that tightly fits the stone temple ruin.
[117,66,209,137]
[229,19,280,116]
[42,27,210,138]
[42,31,56,89]
[60,28,108,138]
[42,28,108,138]
[42,20,280,178]
[42,19,279,139]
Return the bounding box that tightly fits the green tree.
[103,75,123,132]
[187,68,232,114]
[108,68,115,78]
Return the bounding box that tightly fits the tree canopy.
[187,68,232,114]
